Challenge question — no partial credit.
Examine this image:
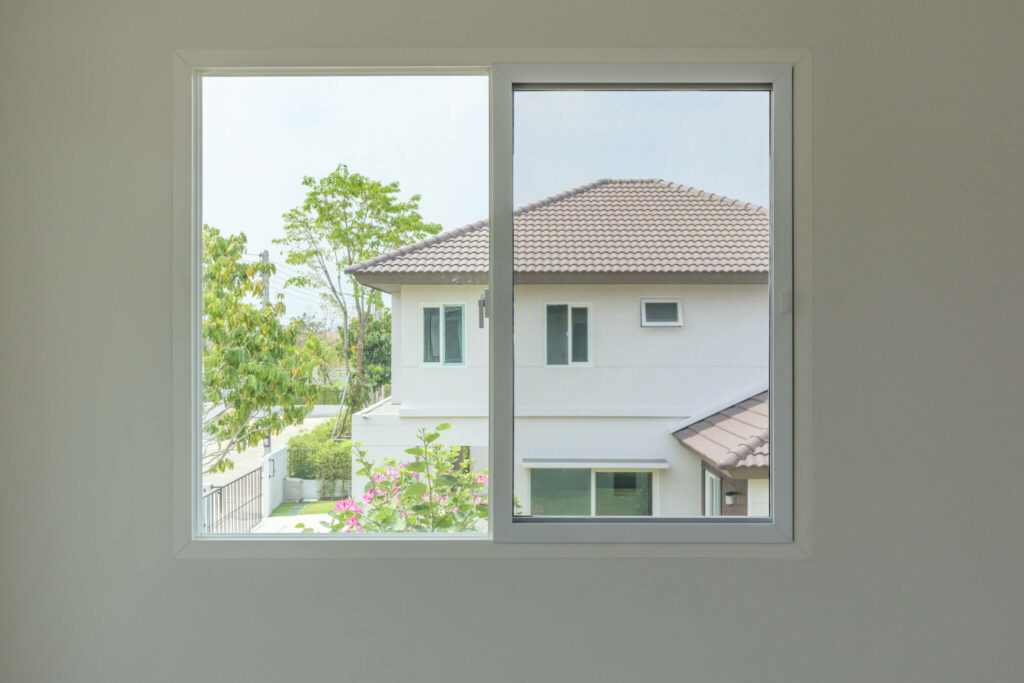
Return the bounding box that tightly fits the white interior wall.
[2,2,1023,682]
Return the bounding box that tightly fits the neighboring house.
[671,390,770,517]
[345,178,770,517]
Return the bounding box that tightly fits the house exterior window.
[546,304,589,365]
[530,469,655,516]
[530,468,591,515]
[423,304,464,365]
[595,472,653,516]
[423,307,441,362]
[641,299,682,327]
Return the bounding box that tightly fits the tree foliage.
[273,164,440,380]
[298,424,488,534]
[343,311,391,390]
[201,225,324,473]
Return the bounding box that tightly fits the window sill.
[175,533,810,560]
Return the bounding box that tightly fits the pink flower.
[473,496,484,506]
[336,499,362,514]
[475,473,489,485]
[362,490,375,503]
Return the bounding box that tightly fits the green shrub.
[286,421,352,498]
[286,447,316,480]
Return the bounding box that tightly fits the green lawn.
[270,500,339,517]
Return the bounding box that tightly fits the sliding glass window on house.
[424,305,464,365]
[546,304,588,365]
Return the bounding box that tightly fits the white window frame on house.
[420,303,466,367]
[640,298,683,327]
[543,302,591,366]
[172,48,807,559]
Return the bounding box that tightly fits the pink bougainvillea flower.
[336,499,362,514]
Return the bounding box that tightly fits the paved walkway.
[252,513,333,534]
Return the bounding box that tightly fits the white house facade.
[347,179,772,517]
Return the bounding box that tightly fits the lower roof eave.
[351,269,769,292]
[721,465,770,480]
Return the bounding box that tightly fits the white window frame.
[640,298,683,327]
[172,48,808,559]
[420,303,466,367]
[543,302,591,367]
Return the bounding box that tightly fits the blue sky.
[202,75,768,321]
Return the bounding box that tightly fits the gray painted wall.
[2,2,1022,681]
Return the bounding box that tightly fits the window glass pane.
[595,472,652,516]
[443,305,463,364]
[644,301,679,324]
[200,74,488,535]
[571,306,588,362]
[530,469,591,515]
[546,305,569,365]
[423,307,440,363]
[513,89,770,520]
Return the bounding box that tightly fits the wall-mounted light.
[725,491,739,506]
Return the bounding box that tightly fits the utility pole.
[260,249,270,308]
[261,249,271,456]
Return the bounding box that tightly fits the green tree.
[273,165,440,380]
[202,225,324,473]
[343,311,391,391]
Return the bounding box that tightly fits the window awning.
[521,458,670,470]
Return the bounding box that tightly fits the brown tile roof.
[672,390,769,470]
[346,179,768,282]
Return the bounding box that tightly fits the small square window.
[641,299,682,327]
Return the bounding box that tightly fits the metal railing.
[202,467,263,534]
